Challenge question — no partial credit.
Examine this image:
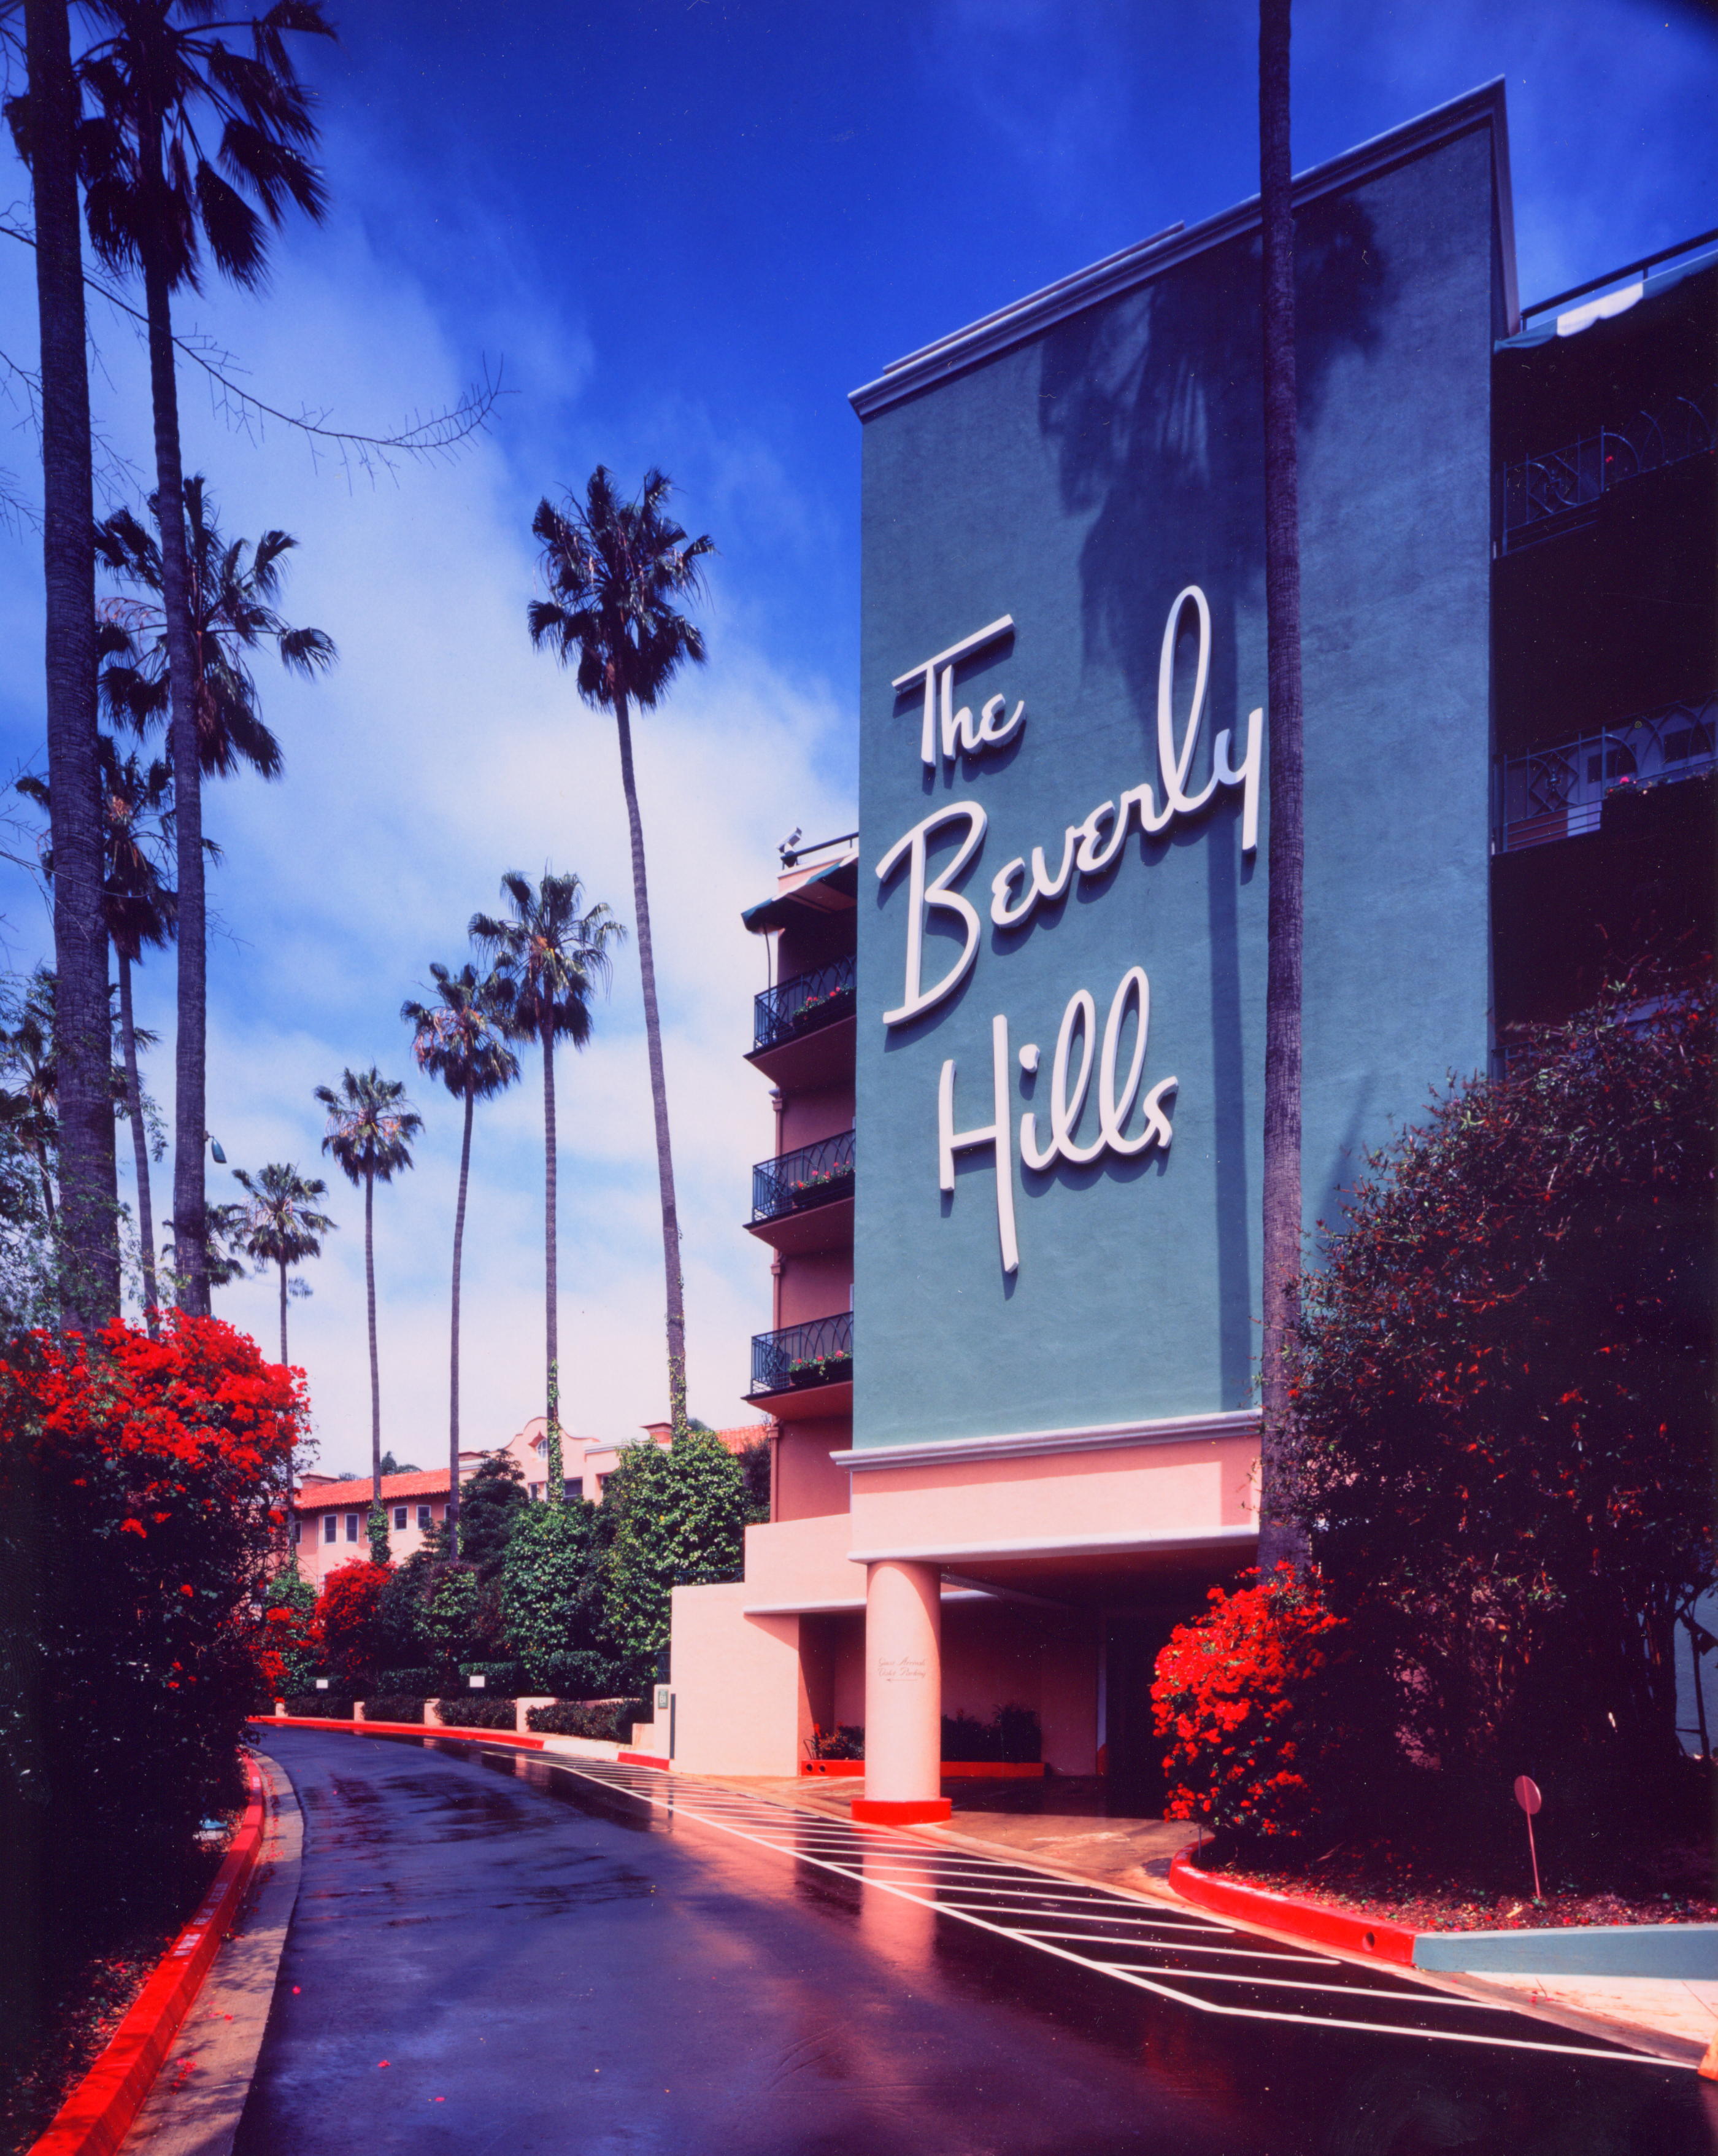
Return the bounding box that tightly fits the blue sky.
[1,0,1714,1475]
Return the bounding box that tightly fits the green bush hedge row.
[434,1695,518,1729]
[363,1695,426,1724]
[525,1698,646,1741]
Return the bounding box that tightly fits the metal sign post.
[1513,1774,1544,1901]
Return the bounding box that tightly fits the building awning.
[741,853,858,934]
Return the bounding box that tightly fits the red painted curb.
[618,1750,671,1770]
[1169,1850,1419,1965]
[29,1760,268,2156]
[852,1798,954,1825]
[258,1715,547,1750]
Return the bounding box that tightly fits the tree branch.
[0,218,506,490]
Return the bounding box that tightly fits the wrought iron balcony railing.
[750,1310,853,1396]
[1501,389,1714,551]
[752,953,857,1053]
[1497,698,1717,853]
[752,1127,855,1225]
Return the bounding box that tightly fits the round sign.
[1513,1774,1542,1816]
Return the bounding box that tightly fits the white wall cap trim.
[741,1588,991,1618]
[846,1526,1259,1567]
[830,1407,1260,1474]
[850,79,1512,417]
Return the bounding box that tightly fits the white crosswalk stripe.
[446,1744,1681,2068]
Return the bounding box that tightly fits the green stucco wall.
[853,110,1500,1448]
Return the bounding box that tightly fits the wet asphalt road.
[235,1729,1717,2156]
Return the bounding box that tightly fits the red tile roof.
[714,1423,773,1456]
[294,1469,452,1507]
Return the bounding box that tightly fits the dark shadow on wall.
[1037,195,1391,1406]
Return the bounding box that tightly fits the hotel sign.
[876,588,1260,1273]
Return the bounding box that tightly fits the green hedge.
[363,1695,425,1724]
[458,1660,528,1692]
[435,1695,517,1729]
[372,1666,439,1696]
[525,1698,646,1741]
[283,1691,353,1718]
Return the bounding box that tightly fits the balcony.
[749,1128,855,1255]
[1497,699,1716,852]
[747,954,857,1089]
[753,954,856,1051]
[1500,390,1714,553]
[748,1310,853,1420]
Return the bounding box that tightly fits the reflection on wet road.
[237,1730,1718,2155]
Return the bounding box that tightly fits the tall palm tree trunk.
[541,1019,563,1502]
[447,1083,475,1542]
[277,1253,288,1365]
[364,1169,380,1505]
[116,949,161,1334]
[33,1143,57,1232]
[1257,0,1309,1575]
[24,0,118,1334]
[613,691,687,1439]
[134,77,209,1318]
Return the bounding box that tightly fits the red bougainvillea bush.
[1152,1565,1344,1844]
[0,1315,305,1878]
[313,1558,392,1687]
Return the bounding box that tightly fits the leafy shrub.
[1152,1566,1343,1844]
[424,1562,487,1671]
[436,1694,516,1729]
[372,1665,438,1696]
[459,1660,526,1693]
[362,1694,425,1724]
[456,1453,529,1571]
[376,1551,438,1671]
[312,1558,391,1685]
[603,1432,751,1680]
[940,1705,1041,1762]
[499,1501,612,1691]
[804,1723,864,1761]
[283,1691,353,1718]
[526,1698,645,1741]
[256,1567,318,1699]
[533,1650,627,1701]
[1292,978,1717,1836]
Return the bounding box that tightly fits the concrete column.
[854,1560,950,1824]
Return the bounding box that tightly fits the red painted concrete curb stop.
[28,1759,268,2156]
[618,1750,671,1770]
[852,1798,954,1825]
[1169,1849,1419,1965]
[261,1714,547,1750]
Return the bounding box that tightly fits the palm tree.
[402,962,520,1544]
[470,873,621,1501]
[528,469,712,1438]
[95,474,333,1313]
[18,737,178,1327]
[314,1067,421,1534]
[9,0,119,1331]
[1257,0,1309,1574]
[0,991,60,1232]
[233,1161,333,1365]
[94,478,335,783]
[77,0,334,1316]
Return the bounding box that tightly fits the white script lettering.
[941,971,1177,1273]
[892,616,1024,770]
[875,803,988,1027]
